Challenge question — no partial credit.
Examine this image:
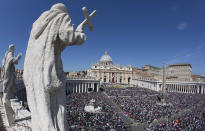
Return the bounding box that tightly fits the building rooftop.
[169,63,192,68]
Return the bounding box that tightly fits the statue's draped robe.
[2,51,16,99]
[23,5,85,131]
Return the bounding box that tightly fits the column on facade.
[106,72,108,83]
[93,82,95,91]
[118,73,120,84]
[96,83,99,92]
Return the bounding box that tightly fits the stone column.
[80,83,82,93]
[201,86,203,94]
[76,83,78,93]
[83,83,85,93]
[192,85,194,94]
[177,85,179,92]
[72,83,74,93]
[189,85,191,93]
[86,83,88,92]
[97,83,99,92]
[195,85,197,94]
[91,83,94,91]
[79,83,81,93]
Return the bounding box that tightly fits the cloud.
[177,22,188,31]
[171,5,180,12]
[166,43,205,65]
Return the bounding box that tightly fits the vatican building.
[87,51,133,84]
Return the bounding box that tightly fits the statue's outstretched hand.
[76,19,88,33]
[17,53,22,60]
[76,23,84,33]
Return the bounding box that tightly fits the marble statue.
[1,44,22,126]
[23,3,96,131]
[1,44,22,104]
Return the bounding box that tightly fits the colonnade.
[166,84,205,94]
[66,79,100,94]
[131,78,205,94]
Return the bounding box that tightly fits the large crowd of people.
[65,85,205,130]
[104,87,205,130]
[66,92,130,130]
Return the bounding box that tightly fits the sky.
[0,0,205,75]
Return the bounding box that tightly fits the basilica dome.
[100,51,112,62]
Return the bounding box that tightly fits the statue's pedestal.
[3,101,15,127]
[0,99,31,131]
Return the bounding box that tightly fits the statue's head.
[9,44,14,52]
[50,3,67,12]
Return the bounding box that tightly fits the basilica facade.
[87,51,132,84]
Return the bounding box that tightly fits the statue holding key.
[23,3,96,131]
